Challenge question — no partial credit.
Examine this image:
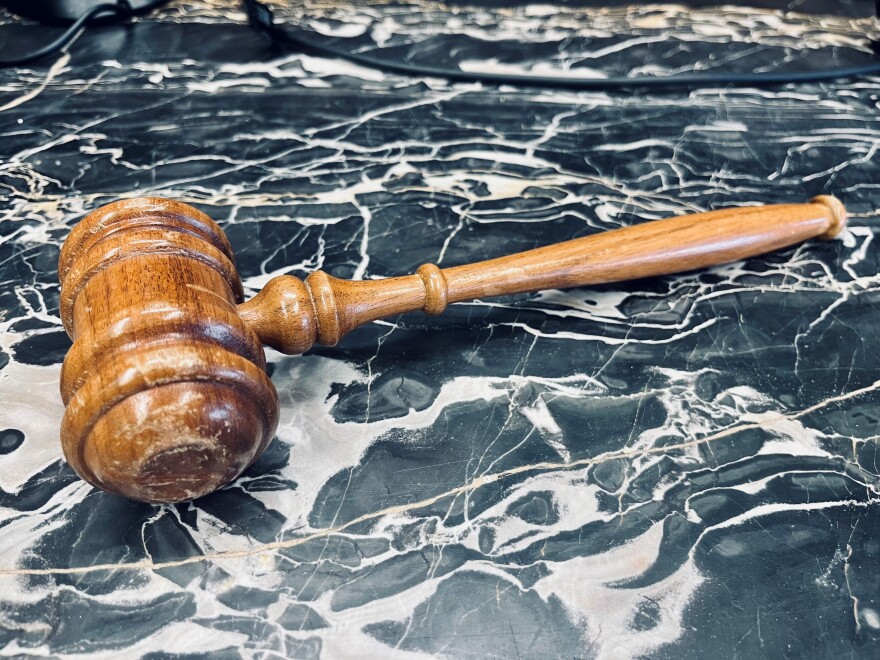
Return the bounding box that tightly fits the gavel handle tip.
[810,195,847,240]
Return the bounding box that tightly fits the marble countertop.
[1,1,879,657]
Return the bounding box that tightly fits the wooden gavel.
[57,196,846,503]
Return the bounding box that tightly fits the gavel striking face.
[58,196,847,502]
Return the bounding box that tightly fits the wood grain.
[239,195,846,353]
[59,198,277,503]
[59,195,846,502]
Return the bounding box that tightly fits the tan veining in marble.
[1,378,877,577]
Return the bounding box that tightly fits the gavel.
[57,195,847,503]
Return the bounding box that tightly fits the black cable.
[242,0,880,90]
[0,2,129,67]
[283,30,880,89]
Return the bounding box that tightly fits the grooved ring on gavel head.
[58,197,279,503]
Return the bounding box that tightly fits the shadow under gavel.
[57,196,846,503]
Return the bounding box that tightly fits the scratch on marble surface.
[1,377,878,578]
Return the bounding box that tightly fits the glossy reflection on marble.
[1,1,879,658]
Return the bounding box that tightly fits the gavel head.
[58,198,278,503]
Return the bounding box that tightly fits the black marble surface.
[1,1,880,657]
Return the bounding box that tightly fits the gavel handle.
[238,196,846,354]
